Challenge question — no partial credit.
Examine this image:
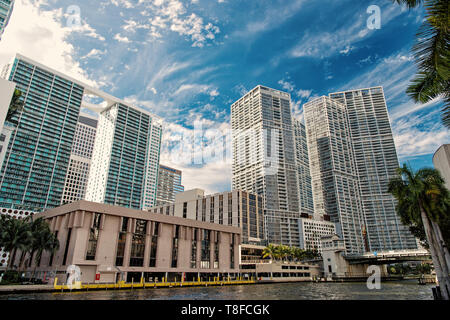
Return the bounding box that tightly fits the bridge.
[344,249,431,265]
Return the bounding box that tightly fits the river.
[0,280,434,300]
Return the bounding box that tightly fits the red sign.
[95,273,100,281]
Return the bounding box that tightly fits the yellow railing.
[53,276,256,291]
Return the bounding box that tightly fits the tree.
[388,164,450,299]
[391,0,450,128]
[0,216,33,272]
[5,89,25,125]
[262,244,277,260]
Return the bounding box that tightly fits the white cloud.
[114,33,131,43]
[0,0,98,87]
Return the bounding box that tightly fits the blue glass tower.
[0,55,84,211]
[0,0,15,40]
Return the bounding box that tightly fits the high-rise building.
[298,218,336,253]
[293,119,314,217]
[0,55,86,212]
[329,87,417,251]
[231,85,302,247]
[149,189,265,245]
[304,96,365,254]
[84,103,162,210]
[156,164,184,206]
[433,144,450,191]
[0,54,163,213]
[61,114,98,205]
[0,0,14,40]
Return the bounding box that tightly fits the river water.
[0,280,434,300]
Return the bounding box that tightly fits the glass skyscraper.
[0,55,84,211]
[0,0,14,40]
[156,164,185,206]
[85,103,162,210]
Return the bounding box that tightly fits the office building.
[61,114,98,204]
[149,189,265,245]
[304,96,365,254]
[0,0,14,40]
[293,119,314,217]
[13,200,241,283]
[433,144,450,191]
[156,164,184,206]
[329,87,417,251]
[231,85,302,247]
[84,103,162,210]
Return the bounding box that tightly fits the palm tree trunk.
[7,248,17,271]
[430,220,450,269]
[420,205,449,299]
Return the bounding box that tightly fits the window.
[191,229,198,268]
[129,219,147,267]
[86,213,101,260]
[230,234,235,269]
[183,202,187,219]
[171,225,180,268]
[48,231,58,266]
[214,233,219,269]
[149,222,159,267]
[115,217,128,266]
[201,230,210,269]
[63,228,72,266]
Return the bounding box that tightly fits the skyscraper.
[433,144,450,191]
[293,119,314,217]
[0,55,85,211]
[231,85,301,247]
[84,103,162,210]
[0,0,14,40]
[61,114,98,205]
[156,164,184,206]
[329,87,417,251]
[304,96,365,254]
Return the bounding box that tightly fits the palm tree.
[262,244,277,261]
[388,164,450,299]
[5,89,25,125]
[30,228,59,280]
[0,216,33,272]
[391,0,450,128]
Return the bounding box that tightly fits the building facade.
[0,0,14,40]
[293,119,314,217]
[433,144,450,191]
[84,103,162,210]
[14,201,241,283]
[329,87,417,251]
[150,189,265,246]
[304,96,365,254]
[231,85,301,247]
[156,164,184,206]
[0,55,85,212]
[298,218,336,253]
[61,114,98,205]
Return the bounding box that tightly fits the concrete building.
[329,87,417,251]
[84,103,162,211]
[61,114,98,205]
[14,201,241,284]
[304,96,365,255]
[231,85,302,247]
[298,218,336,252]
[156,164,184,206]
[149,189,265,246]
[0,0,14,40]
[433,144,450,191]
[293,119,314,217]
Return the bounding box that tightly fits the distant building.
[156,164,184,206]
[433,144,450,191]
[12,201,241,283]
[298,218,336,253]
[0,0,15,40]
[329,87,417,252]
[231,85,301,247]
[84,104,162,210]
[149,189,265,246]
[61,114,98,205]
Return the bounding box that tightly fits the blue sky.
[0,0,448,193]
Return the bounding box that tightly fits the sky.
[0,0,448,194]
